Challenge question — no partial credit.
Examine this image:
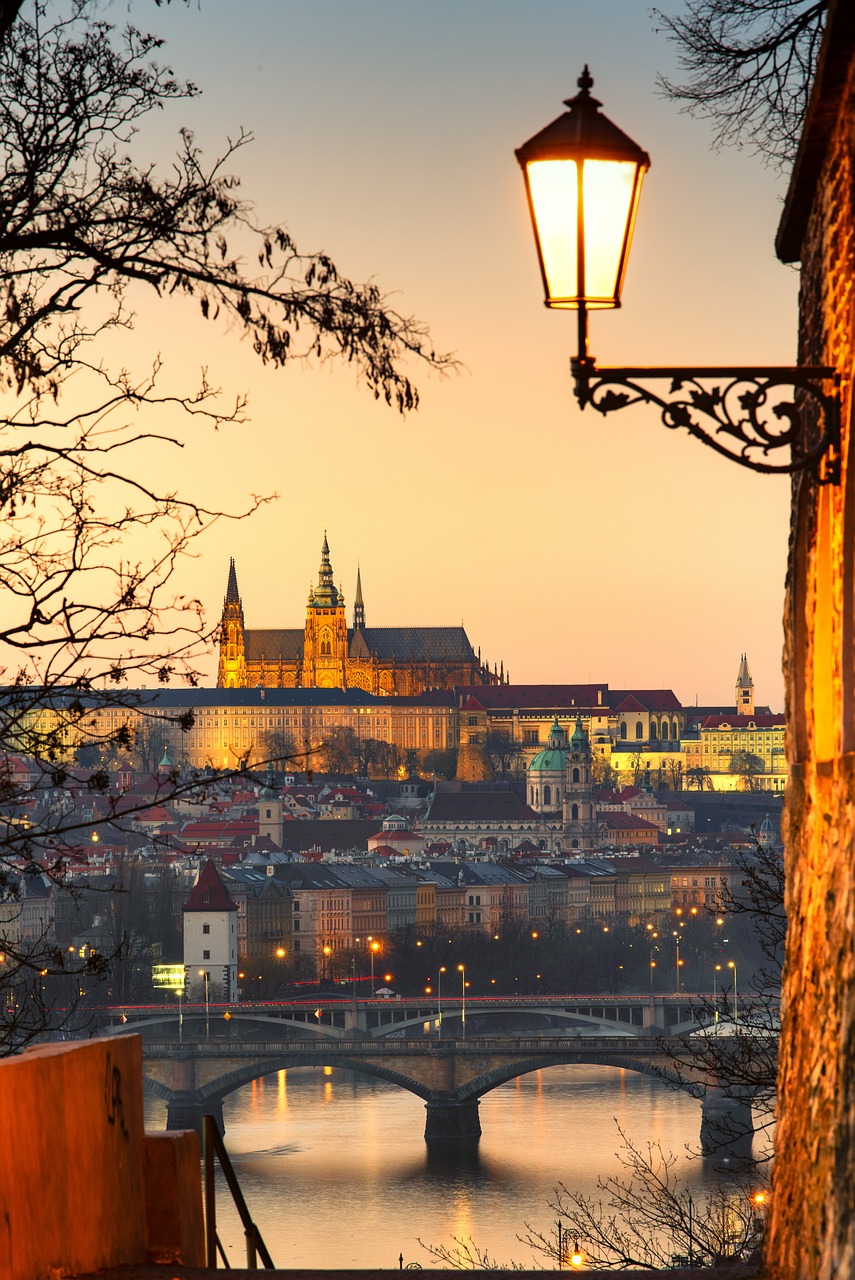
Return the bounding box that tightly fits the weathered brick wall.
[766,48,855,1280]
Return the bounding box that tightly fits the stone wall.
[768,3,855,1275]
[0,1035,203,1279]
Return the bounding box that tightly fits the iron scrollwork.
[571,357,840,483]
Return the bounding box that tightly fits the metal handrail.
[202,1114,274,1270]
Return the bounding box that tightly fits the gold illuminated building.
[217,535,501,695]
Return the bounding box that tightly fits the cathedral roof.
[349,629,373,660]
[361,626,475,661]
[243,625,476,665]
[245,629,304,662]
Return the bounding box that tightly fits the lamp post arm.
[571,353,840,483]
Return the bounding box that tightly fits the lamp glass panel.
[582,159,639,302]
[526,158,579,304]
[526,157,641,307]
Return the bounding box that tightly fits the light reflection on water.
[145,1064,724,1269]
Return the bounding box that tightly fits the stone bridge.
[139,1032,760,1157]
[101,993,722,1043]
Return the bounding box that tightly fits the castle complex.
[217,535,501,695]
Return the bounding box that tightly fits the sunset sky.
[104,0,798,708]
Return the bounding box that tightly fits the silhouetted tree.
[655,0,827,167]
[0,0,449,1049]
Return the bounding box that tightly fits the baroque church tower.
[302,534,349,688]
[217,558,247,688]
[563,715,597,851]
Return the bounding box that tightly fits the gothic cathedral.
[217,535,502,695]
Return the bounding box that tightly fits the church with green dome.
[527,716,598,850]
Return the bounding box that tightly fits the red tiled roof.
[611,690,683,712]
[183,858,237,912]
[456,685,607,710]
[599,812,660,831]
[180,818,259,840]
[135,806,173,823]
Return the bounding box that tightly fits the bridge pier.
[700,1088,754,1163]
[166,1095,224,1136]
[424,1098,481,1143]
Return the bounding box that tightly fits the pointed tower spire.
[735,653,754,715]
[217,558,246,688]
[354,563,365,630]
[225,557,240,604]
[313,531,341,607]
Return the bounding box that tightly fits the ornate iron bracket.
[571,355,841,484]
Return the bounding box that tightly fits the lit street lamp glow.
[457,963,466,1040]
[369,938,380,995]
[438,965,446,1039]
[198,968,210,1040]
[728,959,739,1025]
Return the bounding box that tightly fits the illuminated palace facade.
[217,536,502,695]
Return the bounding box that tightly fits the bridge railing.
[143,1035,693,1056]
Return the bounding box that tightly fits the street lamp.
[369,938,380,995]
[515,68,840,482]
[728,959,739,1025]
[198,969,210,1041]
[438,965,446,1039]
[713,964,722,1023]
[323,944,332,981]
[458,963,467,1040]
[673,931,683,994]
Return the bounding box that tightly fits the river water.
[145,1062,739,1269]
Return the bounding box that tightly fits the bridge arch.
[143,1046,697,1118]
[451,1054,695,1103]
[143,1038,753,1155]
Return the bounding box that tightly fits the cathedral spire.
[312,531,341,607]
[354,564,365,630]
[225,557,240,604]
[217,557,246,688]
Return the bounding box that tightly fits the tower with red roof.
[183,858,238,1002]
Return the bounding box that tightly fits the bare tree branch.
[654,1,828,168]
